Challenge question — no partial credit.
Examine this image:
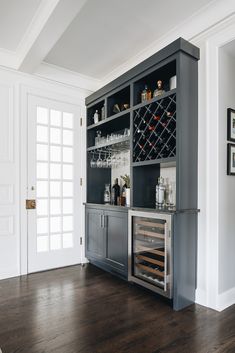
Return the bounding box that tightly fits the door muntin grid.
[36,107,74,253]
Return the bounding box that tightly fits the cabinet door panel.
[86,208,105,259]
[105,211,128,272]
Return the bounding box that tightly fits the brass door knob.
[26,200,36,209]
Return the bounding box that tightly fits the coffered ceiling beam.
[18,0,88,73]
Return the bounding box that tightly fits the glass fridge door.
[131,214,172,295]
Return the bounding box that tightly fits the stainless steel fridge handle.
[103,215,107,228]
[100,214,103,228]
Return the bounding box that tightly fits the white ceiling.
[0,0,227,89]
[0,0,41,51]
[45,0,216,79]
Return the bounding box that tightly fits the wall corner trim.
[217,287,235,312]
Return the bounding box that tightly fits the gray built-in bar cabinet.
[84,38,200,310]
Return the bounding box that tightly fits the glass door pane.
[132,216,166,289]
[36,107,75,253]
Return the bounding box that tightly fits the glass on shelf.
[94,127,130,148]
[95,130,102,146]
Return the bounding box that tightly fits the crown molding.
[35,62,101,92]
[0,48,19,69]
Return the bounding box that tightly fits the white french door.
[27,95,82,273]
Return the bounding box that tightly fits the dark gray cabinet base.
[85,205,128,279]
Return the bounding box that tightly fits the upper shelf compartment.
[87,99,105,127]
[107,85,130,118]
[133,60,176,106]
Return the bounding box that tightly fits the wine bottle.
[111,178,120,205]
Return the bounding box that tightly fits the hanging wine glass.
[96,152,102,168]
[90,152,96,168]
[102,152,108,168]
[111,153,117,168]
[107,151,112,168]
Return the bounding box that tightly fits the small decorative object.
[93,110,99,124]
[169,75,177,90]
[113,104,121,114]
[101,105,106,120]
[227,108,235,142]
[121,103,130,111]
[95,130,102,146]
[120,174,130,188]
[227,143,235,175]
[153,80,165,97]
[141,85,151,102]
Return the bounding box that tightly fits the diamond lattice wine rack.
[133,92,176,163]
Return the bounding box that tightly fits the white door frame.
[193,15,235,311]
[20,85,87,275]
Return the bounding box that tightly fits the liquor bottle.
[141,85,151,102]
[155,180,159,208]
[169,182,176,208]
[165,178,170,207]
[111,178,120,205]
[146,86,152,100]
[158,176,165,208]
[104,184,111,204]
[93,110,99,124]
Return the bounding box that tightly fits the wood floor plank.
[0,264,234,353]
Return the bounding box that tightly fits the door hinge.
[80,117,83,126]
[80,178,83,186]
[80,237,83,245]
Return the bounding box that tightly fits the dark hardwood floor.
[0,265,235,353]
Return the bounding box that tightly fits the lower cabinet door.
[105,210,128,276]
[86,208,105,260]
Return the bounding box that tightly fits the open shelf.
[87,99,105,126]
[87,136,130,152]
[133,60,176,106]
[133,88,176,111]
[107,85,130,118]
[132,157,176,167]
[87,109,131,130]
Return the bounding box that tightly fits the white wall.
[0,66,89,280]
[218,49,235,294]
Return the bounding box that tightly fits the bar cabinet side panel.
[173,213,197,310]
[176,53,198,210]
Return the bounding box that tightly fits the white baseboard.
[0,268,19,281]
[81,257,89,264]
[195,287,207,307]
[217,286,235,311]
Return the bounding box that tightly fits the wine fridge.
[128,210,173,298]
